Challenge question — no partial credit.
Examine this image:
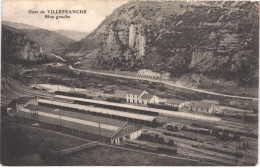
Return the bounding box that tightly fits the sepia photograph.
[1,0,259,166]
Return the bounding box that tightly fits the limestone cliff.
[2,25,45,62]
[65,1,259,85]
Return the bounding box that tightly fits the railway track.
[157,115,257,138]
[4,76,257,165]
[145,129,246,166]
[6,76,257,139]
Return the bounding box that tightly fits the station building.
[125,90,160,105]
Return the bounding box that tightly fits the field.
[1,120,204,166]
[57,145,200,166]
[1,120,89,165]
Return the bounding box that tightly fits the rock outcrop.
[2,25,45,62]
[65,1,259,85]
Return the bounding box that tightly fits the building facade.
[126,90,159,105]
[181,101,219,114]
[126,90,148,104]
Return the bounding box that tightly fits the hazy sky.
[2,0,128,32]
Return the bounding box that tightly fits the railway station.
[38,98,157,127]
[14,104,143,145]
[55,94,159,115]
[54,95,221,122]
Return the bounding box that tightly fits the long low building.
[14,104,143,145]
[55,94,159,115]
[54,95,221,122]
[38,98,157,127]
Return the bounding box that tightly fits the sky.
[2,0,128,32]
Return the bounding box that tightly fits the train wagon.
[55,91,93,99]
[124,139,148,149]
[147,103,178,111]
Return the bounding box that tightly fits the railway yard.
[1,74,258,166]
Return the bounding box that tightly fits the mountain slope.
[1,25,45,62]
[2,21,40,30]
[55,29,89,41]
[65,1,259,85]
[2,21,75,55]
[21,29,75,55]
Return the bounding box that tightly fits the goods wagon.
[147,103,178,111]
[55,91,93,99]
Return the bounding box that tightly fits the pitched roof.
[113,90,127,99]
[141,94,154,100]
[201,99,219,105]
[188,101,213,109]
[7,99,16,108]
[127,89,145,95]
[166,99,183,105]
[22,104,128,138]
[16,97,33,104]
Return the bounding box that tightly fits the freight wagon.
[124,139,148,149]
[162,131,199,142]
[147,103,178,111]
[123,139,177,154]
[106,97,126,103]
[188,123,245,141]
[55,91,93,99]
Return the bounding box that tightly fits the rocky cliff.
[65,1,259,84]
[2,25,45,62]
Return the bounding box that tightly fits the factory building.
[13,104,143,145]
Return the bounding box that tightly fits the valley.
[1,1,258,166]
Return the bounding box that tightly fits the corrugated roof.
[16,110,116,138]
[166,99,183,105]
[141,94,154,100]
[38,99,156,122]
[25,104,127,128]
[20,105,129,138]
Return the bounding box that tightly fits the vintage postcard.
[1,0,259,166]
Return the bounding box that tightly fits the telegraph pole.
[99,122,101,142]
[243,112,247,166]
[203,145,205,166]
[244,140,247,166]
[235,141,237,166]
[59,110,62,132]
